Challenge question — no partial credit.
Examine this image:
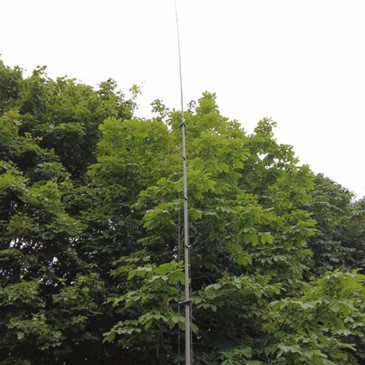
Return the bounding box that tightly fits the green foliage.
[305,174,365,275]
[104,259,186,363]
[0,281,62,362]
[1,58,365,364]
[0,60,22,113]
[265,271,365,364]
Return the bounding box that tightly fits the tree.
[1,59,365,364]
[0,59,137,364]
[104,93,317,363]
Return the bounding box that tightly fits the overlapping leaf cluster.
[1,59,365,364]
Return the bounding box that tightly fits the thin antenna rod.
[175,0,185,116]
[174,1,192,365]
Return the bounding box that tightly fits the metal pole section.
[174,1,192,364]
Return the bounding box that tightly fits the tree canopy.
[1,59,365,364]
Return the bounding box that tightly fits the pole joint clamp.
[179,299,192,307]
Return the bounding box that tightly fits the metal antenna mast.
[174,1,192,364]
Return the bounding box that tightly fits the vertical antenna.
[174,1,192,364]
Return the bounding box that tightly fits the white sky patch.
[1,0,365,197]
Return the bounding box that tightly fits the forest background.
[1,59,365,364]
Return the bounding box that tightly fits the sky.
[1,0,365,197]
